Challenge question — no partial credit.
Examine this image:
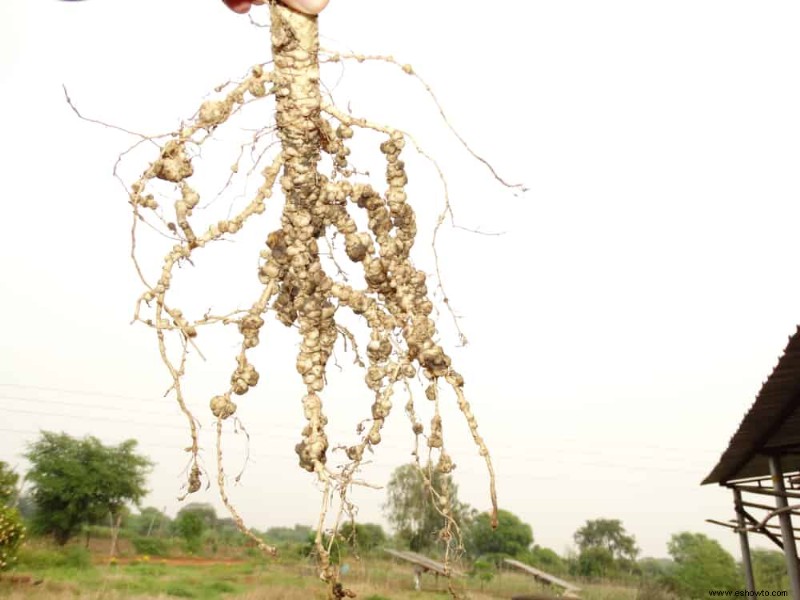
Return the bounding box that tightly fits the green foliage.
[465,508,532,561]
[126,506,172,537]
[164,583,197,598]
[132,536,171,557]
[575,546,616,578]
[638,557,675,580]
[339,522,386,553]
[176,503,217,529]
[521,544,568,575]
[573,518,639,578]
[175,510,206,554]
[62,546,93,569]
[0,462,19,506]
[383,463,473,552]
[16,545,92,570]
[664,532,739,597]
[469,558,496,590]
[0,505,25,571]
[208,517,249,547]
[24,431,152,545]
[263,524,313,544]
[303,530,341,564]
[575,518,639,562]
[751,549,789,592]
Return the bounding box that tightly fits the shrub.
[0,506,25,571]
[132,536,170,557]
[62,546,92,569]
[469,558,496,590]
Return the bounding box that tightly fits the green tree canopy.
[176,503,217,528]
[638,556,675,581]
[175,510,206,554]
[751,549,789,592]
[465,508,533,560]
[126,506,171,537]
[24,431,152,545]
[339,522,386,553]
[383,463,474,552]
[574,518,639,562]
[665,532,739,597]
[0,462,18,506]
[574,546,615,578]
[523,544,568,575]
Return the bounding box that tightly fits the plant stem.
[269,2,322,210]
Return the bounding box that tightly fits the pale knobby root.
[126,3,504,598]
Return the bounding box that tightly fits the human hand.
[222,0,329,15]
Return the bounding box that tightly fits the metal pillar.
[769,455,800,600]
[734,488,756,592]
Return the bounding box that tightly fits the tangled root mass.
[126,4,502,596]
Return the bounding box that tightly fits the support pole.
[734,488,756,593]
[769,455,800,599]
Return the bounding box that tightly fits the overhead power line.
[0,382,169,405]
[0,383,719,456]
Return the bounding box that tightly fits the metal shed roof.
[703,326,800,485]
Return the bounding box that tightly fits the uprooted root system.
[126,4,509,597]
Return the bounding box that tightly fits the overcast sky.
[2,0,800,561]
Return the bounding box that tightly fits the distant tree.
[523,544,568,575]
[126,506,171,537]
[171,503,219,554]
[751,549,788,592]
[24,432,152,549]
[264,524,313,544]
[664,532,738,597]
[574,518,639,563]
[175,510,206,554]
[214,517,243,544]
[176,503,217,529]
[0,462,18,506]
[465,509,533,562]
[574,545,615,578]
[638,556,675,581]
[339,522,386,553]
[384,463,474,552]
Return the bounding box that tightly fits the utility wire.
[0,386,719,456]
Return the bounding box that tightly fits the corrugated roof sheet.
[703,326,800,485]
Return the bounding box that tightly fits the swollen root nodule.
[128,3,499,597]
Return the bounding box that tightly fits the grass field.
[0,552,642,600]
